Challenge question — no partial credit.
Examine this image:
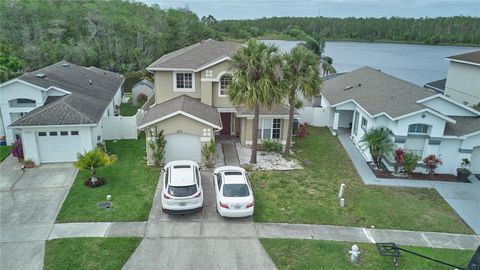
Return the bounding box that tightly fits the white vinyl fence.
[298,106,330,127]
[102,115,138,140]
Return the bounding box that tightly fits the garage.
[37,130,83,163]
[470,147,480,174]
[165,133,201,163]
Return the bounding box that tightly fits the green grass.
[119,100,140,116]
[56,135,160,222]
[0,145,12,162]
[251,127,473,234]
[261,239,474,270]
[44,237,141,270]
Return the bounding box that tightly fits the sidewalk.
[337,133,480,235]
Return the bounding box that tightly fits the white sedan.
[213,166,254,218]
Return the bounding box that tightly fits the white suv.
[161,160,203,214]
[213,166,254,218]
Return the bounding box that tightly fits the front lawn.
[251,127,472,234]
[44,237,141,270]
[0,145,12,162]
[261,239,474,270]
[56,134,160,222]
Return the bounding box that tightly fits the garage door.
[165,133,201,163]
[37,130,83,163]
[470,147,480,174]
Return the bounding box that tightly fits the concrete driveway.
[123,171,276,270]
[0,156,77,270]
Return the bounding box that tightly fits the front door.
[220,113,231,135]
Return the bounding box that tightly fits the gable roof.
[9,61,124,127]
[147,39,240,71]
[138,95,221,129]
[446,51,480,66]
[132,79,153,89]
[424,78,446,93]
[321,67,435,119]
[444,116,480,137]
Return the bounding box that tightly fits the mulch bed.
[84,178,106,188]
[368,164,470,183]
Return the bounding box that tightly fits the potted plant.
[11,139,24,162]
[423,154,442,175]
[23,160,35,169]
[457,158,471,181]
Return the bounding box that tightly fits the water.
[262,40,479,86]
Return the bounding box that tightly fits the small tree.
[149,127,166,167]
[201,139,216,168]
[403,152,420,176]
[74,147,117,185]
[423,154,442,175]
[360,127,395,167]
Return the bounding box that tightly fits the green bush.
[262,139,282,153]
[201,139,216,168]
[403,152,420,176]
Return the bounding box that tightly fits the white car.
[161,160,203,214]
[213,166,254,218]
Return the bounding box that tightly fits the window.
[219,74,231,96]
[175,72,193,91]
[17,99,35,104]
[71,131,79,135]
[216,174,222,190]
[49,131,58,136]
[38,132,47,136]
[222,184,250,197]
[361,117,368,131]
[408,124,428,134]
[168,185,197,197]
[60,131,68,136]
[258,118,281,140]
[164,168,169,189]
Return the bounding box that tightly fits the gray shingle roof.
[139,95,221,128]
[133,79,153,89]
[10,61,124,127]
[444,116,480,136]
[236,104,298,116]
[147,39,240,71]
[321,67,434,118]
[424,78,446,92]
[447,51,480,65]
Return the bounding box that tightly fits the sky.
[140,0,480,19]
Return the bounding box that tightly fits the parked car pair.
[161,161,254,218]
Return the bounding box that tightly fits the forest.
[1,0,479,84]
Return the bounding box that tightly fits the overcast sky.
[140,0,480,19]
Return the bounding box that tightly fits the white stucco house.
[131,79,154,105]
[425,50,480,106]
[302,67,480,175]
[0,61,124,164]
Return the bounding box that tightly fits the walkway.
[222,143,240,166]
[337,133,480,235]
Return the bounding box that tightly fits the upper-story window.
[219,74,231,97]
[174,72,194,92]
[9,98,36,107]
[361,117,368,131]
[408,124,429,134]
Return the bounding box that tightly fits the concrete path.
[222,143,240,166]
[338,134,480,235]
[0,156,77,270]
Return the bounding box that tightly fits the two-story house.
[305,66,480,175]
[0,61,124,164]
[424,50,480,106]
[138,39,294,164]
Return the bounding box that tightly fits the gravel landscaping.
[236,143,303,170]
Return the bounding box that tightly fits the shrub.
[148,127,166,167]
[393,148,405,173]
[360,127,395,166]
[11,139,23,159]
[423,154,442,175]
[201,139,216,168]
[74,147,117,185]
[458,158,471,174]
[403,152,420,176]
[262,139,282,153]
[296,122,310,138]
[137,93,148,105]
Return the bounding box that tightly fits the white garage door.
[470,147,480,174]
[165,133,201,163]
[38,130,83,163]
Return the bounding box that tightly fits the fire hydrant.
[349,244,361,263]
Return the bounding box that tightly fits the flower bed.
[368,163,466,182]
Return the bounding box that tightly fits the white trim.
[445,57,480,67]
[8,123,97,129]
[146,56,231,73]
[138,110,221,130]
[173,72,195,93]
[423,83,445,93]
[47,86,72,95]
[459,130,480,139]
[0,79,46,90]
[217,107,237,113]
[237,114,291,119]
[146,67,195,72]
[218,72,232,97]
[416,94,480,116]
[194,56,230,72]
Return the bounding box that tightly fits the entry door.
[220,113,231,135]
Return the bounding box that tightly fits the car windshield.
[222,184,250,197]
[168,185,197,197]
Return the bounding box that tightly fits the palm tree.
[228,39,285,164]
[302,33,337,76]
[74,147,117,185]
[283,45,321,156]
[360,127,395,167]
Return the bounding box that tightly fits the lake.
[262,40,479,86]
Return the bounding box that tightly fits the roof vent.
[35,73,47,79]
[344,85,353,91]
[62,63,69,67]
[89,79,93,85]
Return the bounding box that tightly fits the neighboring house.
[138,39,296,164]
[0,61,124,164]
[306,66,480,175]
[131,79,154,105]
[424,50,480,106]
